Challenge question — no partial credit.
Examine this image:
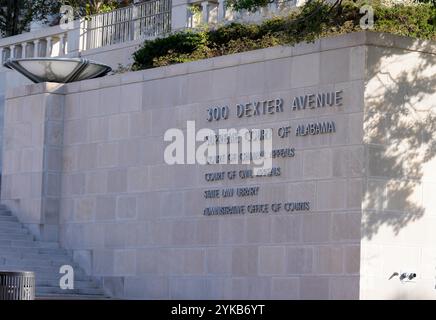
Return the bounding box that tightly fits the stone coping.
[80,38,145,57]
[6,31,435,100]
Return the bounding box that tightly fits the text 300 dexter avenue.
[171,304,265,317]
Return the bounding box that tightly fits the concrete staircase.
[0,205,109,299]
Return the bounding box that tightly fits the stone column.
[267,1,278,14]
[46,36,53,57]
[1,83,66,241]
[60,34,67,56]
[66,20,82,56]
[171,0,190,31]
[9,45,15,59]
[132,5,141,41]
[217,0,226,22]
[0,48,3,64]
[21,43,27,58]
[33,39,40,57]
[201,1,210,24]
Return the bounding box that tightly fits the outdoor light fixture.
[3,57,112,83]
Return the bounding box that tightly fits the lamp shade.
[3,57,112,83]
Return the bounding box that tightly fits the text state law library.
[1,31,436,299]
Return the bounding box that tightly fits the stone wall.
[80,39,144,71]
[360,38,436,299]
[1,83,64,240]
[0,68,33,171]
[1,31,435,299]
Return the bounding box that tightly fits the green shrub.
[226,0,271,12]
[132,31,208,70]
[208,23,262,47]
[132,1,436,70]
[374,2,436,39]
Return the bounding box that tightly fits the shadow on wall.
[362,35,436,240]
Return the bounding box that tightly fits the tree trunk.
[12,0,20,36]
[5,0,20,36]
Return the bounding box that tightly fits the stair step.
[29,271,94,282]
[36,286,106,296]
[0,215,18,222]
[25,252,71,261]
[0,252,23,260]
[0,252,67,261]
[10,240,59,248]
[0,270,92,284]
[37,248,70,255]
[1,258,80,268]
[0,233,33,241]
[1,264,87,275]
[25,253,74,262]
[36,278,98,288]
[0,204,107,299]
[0,247,42,255]
[36,293,110,300]
[0,226,29,234]
[0,221,23,228]
[0,246,68,256]
[0,240,12,246]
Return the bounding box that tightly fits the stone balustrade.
[0,0,305,66]
[181,0,305,29]
[0,22,82,65]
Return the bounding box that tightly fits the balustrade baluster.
[46,37,53,57]
[33,40,40,57]
[9,45,15,59]
[60,34,67,56]
[21,43,27,58]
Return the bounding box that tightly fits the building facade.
[1,31,435,299]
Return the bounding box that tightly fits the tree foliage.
[0,0,133,37]
[56,0,131,17]
[0,0,33,37]
[227,0,435,12]
[416,0,435,6]
[226,0,274,12]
